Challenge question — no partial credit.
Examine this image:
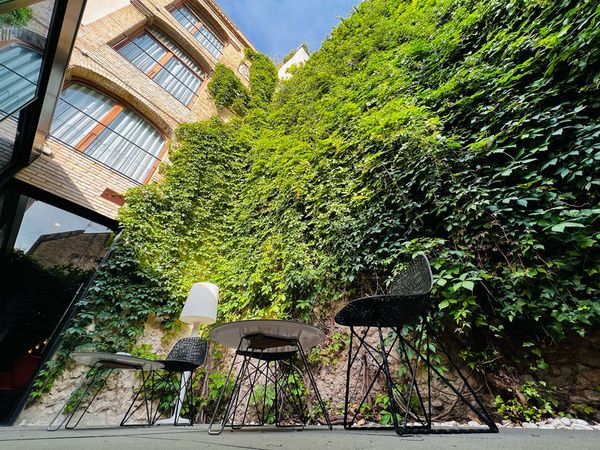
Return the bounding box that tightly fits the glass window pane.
[118,30,204,106]
[0,45,43,118]
[84,108,164,182]
[170,5,224,59]
[194,25,223,58]
[171,5,197,33]
[154,58,200,105]
[0,0,58,121]
[50,83,165,182]
[51,84,116,146]
[118,33,166,74]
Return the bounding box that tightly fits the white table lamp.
[180,282,219,336]
[156,282,218,426]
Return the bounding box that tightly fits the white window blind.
[170,5,224,59]
[118,31,204,105]
[50,84,165,182]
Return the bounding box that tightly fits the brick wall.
[15,0,254,221]
[16,139,138,219]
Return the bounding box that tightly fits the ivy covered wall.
[36,0,599,421]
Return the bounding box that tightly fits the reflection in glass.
[0,112,18,172]
[0,191,112,423]
[0,45,42,117]
[0,1,56,122]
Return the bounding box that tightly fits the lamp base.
[154,415,191,426]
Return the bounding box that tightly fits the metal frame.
[151,368,197,426]
[342,320,498,435]
[47,361,156,431]
[208,335,332,435]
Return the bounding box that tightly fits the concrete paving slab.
[0,425,598,450]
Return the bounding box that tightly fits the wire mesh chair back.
[389,253,433,296]
[166,337,208,366]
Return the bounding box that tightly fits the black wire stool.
[152,337,208,426]
[208,334,332,435]
[335,254,498,436]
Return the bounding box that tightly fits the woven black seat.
[158,337,207,371]
[153,337,208,426]
[335,295,430,327]
[334,254,497,436]
[236,349,298,362]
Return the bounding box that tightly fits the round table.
[210,319,325,353]
[208,319,331,434]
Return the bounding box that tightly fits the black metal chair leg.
[400,325,426,434]
[377,326,402,435]
[261,360,269,425]
[66,367,113,430]
[344,326,393,430]
[427,327,497,431]
[121,367,154,426]
[47,363,104,431]
[286,361,308,428]
[400,324,498,433]
[297,341,332,430]
[173,369,195,426]
[343,326,354,430]
[208,342,242,435]
[229,356,252,429]
[397,330,429,428]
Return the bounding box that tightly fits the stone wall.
[541,331,600,420]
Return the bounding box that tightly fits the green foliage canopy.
[50,0,599,392]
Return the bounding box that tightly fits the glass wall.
[0,187,113,424]
[0,0,56,174]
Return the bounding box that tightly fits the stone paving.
[0,425,599,450]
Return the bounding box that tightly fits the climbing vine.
[33,0,600,419]
[207,64,250,114]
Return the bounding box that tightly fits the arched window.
[50,83,166,183]
[116,29,206,106]
[170,4,224,59]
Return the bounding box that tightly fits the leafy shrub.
[495,381,558,422]
[208,64,250,114]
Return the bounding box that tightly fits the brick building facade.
[15,0,254,220]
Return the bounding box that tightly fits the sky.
[15,201,108,252]
[216,0,362,61]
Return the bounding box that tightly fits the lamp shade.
[180,282,219,325]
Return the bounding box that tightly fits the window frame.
[113,28,206,108]
[52,81,168,184]
[167,2,226,60]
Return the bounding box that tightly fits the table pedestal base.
[208,337,332,435]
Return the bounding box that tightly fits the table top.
[210,319,325,353]
[70,352,164,371]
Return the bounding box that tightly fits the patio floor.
[0,426,598,449]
